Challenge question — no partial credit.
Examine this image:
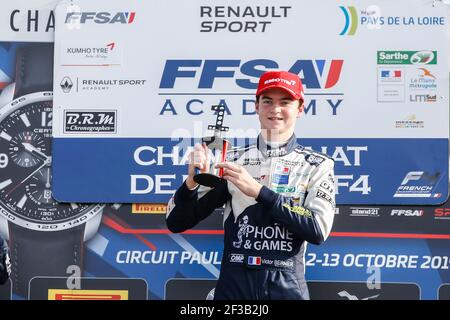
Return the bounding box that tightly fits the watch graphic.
[0,43,104,298]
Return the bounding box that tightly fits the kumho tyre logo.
[339,6,358,36]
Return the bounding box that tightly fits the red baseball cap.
[256,70,304,100]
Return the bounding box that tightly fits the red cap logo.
[256,70,304,100]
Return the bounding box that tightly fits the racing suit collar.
[257,133,297,158]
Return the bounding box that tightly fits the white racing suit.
[166,134,335,300]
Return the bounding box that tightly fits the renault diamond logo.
[60,77,73,93]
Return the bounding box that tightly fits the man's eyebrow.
[261,95,272,100]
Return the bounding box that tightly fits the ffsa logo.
[159,59,344,90]
[65,12,136,24]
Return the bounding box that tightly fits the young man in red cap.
[166,70,335,300]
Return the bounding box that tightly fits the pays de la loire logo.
[339,6,358,36]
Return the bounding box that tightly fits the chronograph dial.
[0,43,104,298]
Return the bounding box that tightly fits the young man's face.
[255,87,304,141]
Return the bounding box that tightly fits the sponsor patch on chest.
[272,164,291,185]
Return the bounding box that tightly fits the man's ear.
[297,100,304,117]
[255,101,259,114]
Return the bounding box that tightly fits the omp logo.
[434,208,450,219]
[159,59,344,90]
[229,254,244,263]
[339,6,358,36]
[64,110,116,133]
[65,12,136,24]
[391,209,424,217]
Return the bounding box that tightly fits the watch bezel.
[0,91,104,232]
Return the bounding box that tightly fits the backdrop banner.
[51,0,449,204]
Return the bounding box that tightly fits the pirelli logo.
[48,289,128,300]
[64,110,117,133]
[132,203,167,214]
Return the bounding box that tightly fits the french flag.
[381,70,402,78]
[433,193,441,198]
[248,256,261,266]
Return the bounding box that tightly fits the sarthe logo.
[65,12,136,24]
[339,6,358,36]
[378,51,437,65]
[410,51,435,65]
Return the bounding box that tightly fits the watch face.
[0,99,92,224]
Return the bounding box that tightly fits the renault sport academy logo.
[65,12,136,24]
[60,77,73,93]
[339,6,358,36]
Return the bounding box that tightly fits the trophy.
[193,105,231,188]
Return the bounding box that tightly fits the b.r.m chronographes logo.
[64,110,116,133]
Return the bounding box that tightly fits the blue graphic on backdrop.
[52,137,448,204]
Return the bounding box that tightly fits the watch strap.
[0,238,10,285]
[13,43,54,99]
[9,223,84,298]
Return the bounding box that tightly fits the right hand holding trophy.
[191,105,231,188]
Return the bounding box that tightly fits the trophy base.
[193,173,224,188]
